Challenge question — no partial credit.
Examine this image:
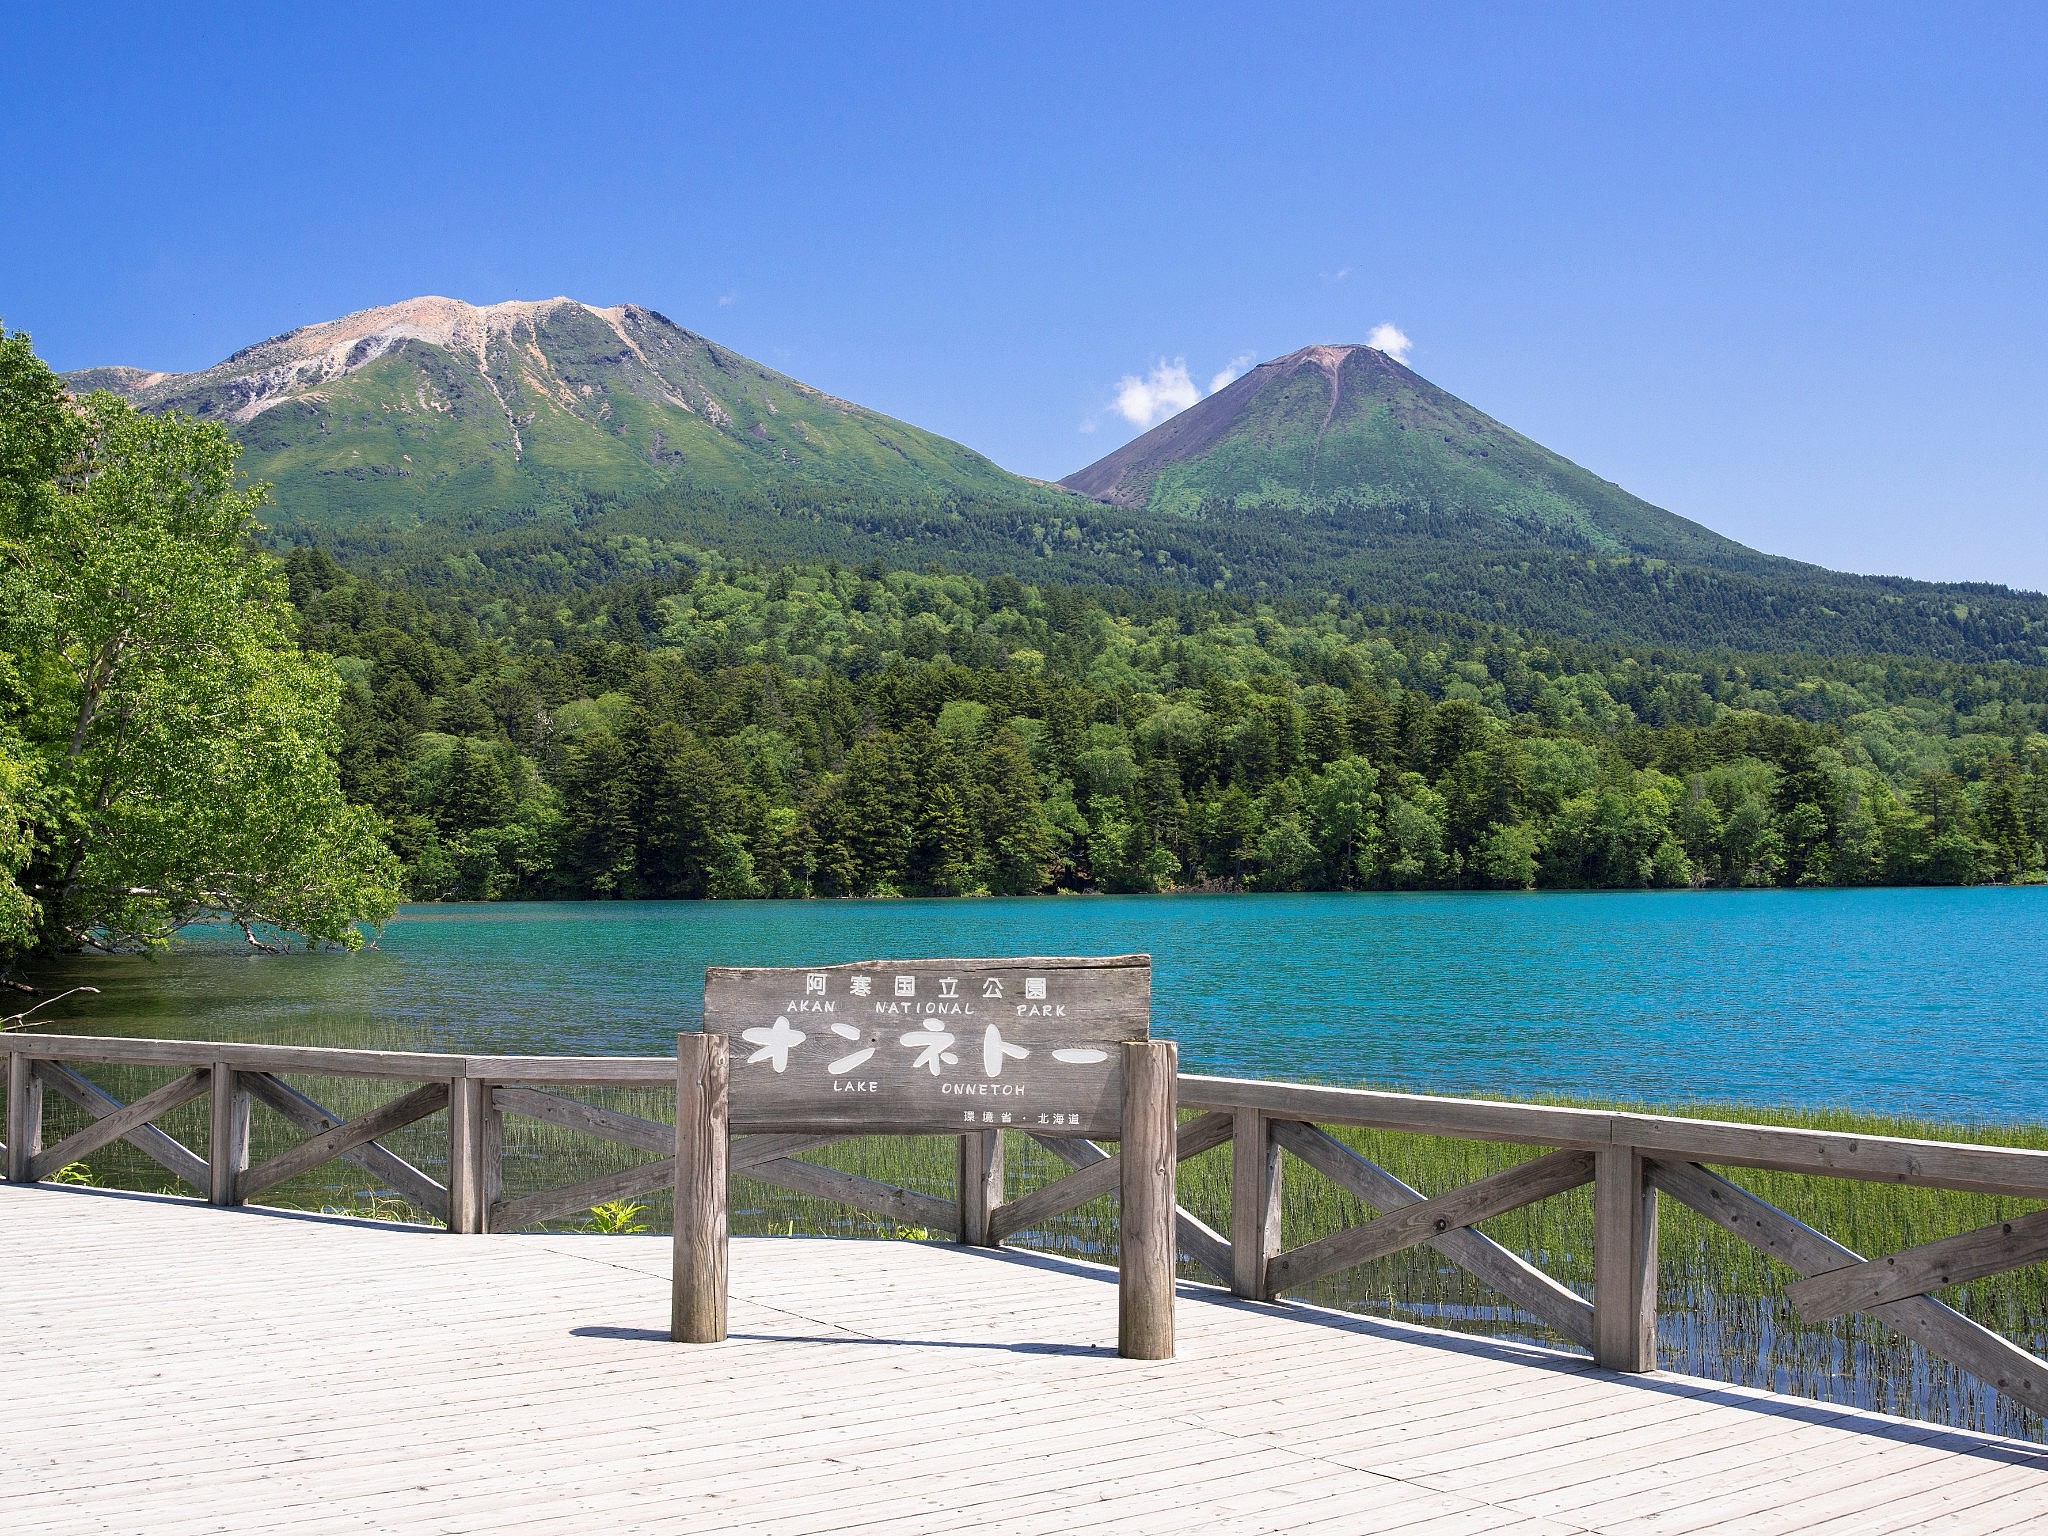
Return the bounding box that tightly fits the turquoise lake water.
[34,886,2048,1123]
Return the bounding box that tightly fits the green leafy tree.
[182,497,2048,905]
[1250,811,1316,891]
[556,730,639,896]
[1308,755,1383,888]
[840,732,917,895]
[1085,797,1178,893]
[1978,755,2034,883]
[1383,776,1450,887]
[0,331,397,954]
[0,325,82,945]
[1771,742,1840,885]
[976,723,1055,895]
[1474,823,1541,889]
[1911,771,1989,886]
[436,739,516,836]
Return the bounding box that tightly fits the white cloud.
[1111,358,1201,429]
[717,293,737,307]
[1320,266,1352,282]
[1208,352,1256,394]
[1366,322,1412,364]
[1089,351,1263,436]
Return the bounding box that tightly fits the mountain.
[1058,342,2048,662]
[1062,343,1753,566]
[69,296,1056,535]
[71,310,2048,664]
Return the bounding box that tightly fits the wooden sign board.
[703,954,1149,1138]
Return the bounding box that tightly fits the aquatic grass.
[15,1061,2044,1439]
[318,1192,434,1225]
[1156,1097,2048,1442]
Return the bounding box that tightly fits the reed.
[22,1064,2045,1439]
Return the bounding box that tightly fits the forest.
[285,543,2048,903]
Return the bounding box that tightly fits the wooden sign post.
[670,1031,729,1343]
[1119,1037,1177,1360]
[671,954,1174,1359]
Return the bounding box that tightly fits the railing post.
[1231,1108,1282,1300]
[7,1051,42,1183]
[479,1081,502,1231]
[448,1076,486,1234]
[957,1128,1003,1246]
[672,1032,729,1344]
[1119,1039,1177,1360]
[208,1063,249,1206]
[1594,1145,1658,1372]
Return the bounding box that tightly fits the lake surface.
[31,886,2048,1123]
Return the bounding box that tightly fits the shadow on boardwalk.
[9,1182,2046,1536]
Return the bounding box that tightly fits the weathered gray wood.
[1594,1147,1658,1372]
[1269,1119,1597,1350]
[470,1058,673,1085]
[989,1111,1234,1242]
[209,1063,249,1207]
[673,1032,728,1344]
[241,1072,449,1222]
[1030,1132,1110,1170]
[16,1183,2048,1535]
[11,1034,479,1080]
[1231,1108,1283,1300]
[1649,1157,2048,1418]
[8,1048,43,1182]
[730,1132,844,1170]
[742,1153,960,1232]
[491,1085,672,1155]
[447,1076,485,1234]
[707,954,1151,1038]
[1029,1129,1233,1284]
[21,1030,2036,1193]
[30,1059,207,1190]
[27,1068,211,1184]
[1785,1204,2048,1320]
[1269,1148,1596,1296]
[1175,1205,1234,1287]
[491,1156,676,1234]
[1183,1072,2048,1199]
[478,1084,502,1232]
[238,1081,450,1202]
[957,1129,1003,1245]
[1119,1039,1177,1360]
[34,1031,2048,1200]
[992,1145,1122,1235]
[706,956,1148,1137]
[9,1033,678,1085]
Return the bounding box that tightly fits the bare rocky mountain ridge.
[64,302,2048,662]
[66,296,1039,532]
[71,295,844,430]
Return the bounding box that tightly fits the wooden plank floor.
[3,1185,2045,1535]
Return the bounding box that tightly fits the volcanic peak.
[186,296,646,423]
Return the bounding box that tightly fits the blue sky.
[5,3,2044,588]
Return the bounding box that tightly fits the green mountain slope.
[70,296,1058,535]
[1064,343,1759,565]
[70,310,2048,665]
[1055,342,2048,662]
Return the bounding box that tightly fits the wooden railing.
[6,1033,2047,1418]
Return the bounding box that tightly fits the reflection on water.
[26,886,2048,1118]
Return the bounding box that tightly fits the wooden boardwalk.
[4,1185,2045,1536]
